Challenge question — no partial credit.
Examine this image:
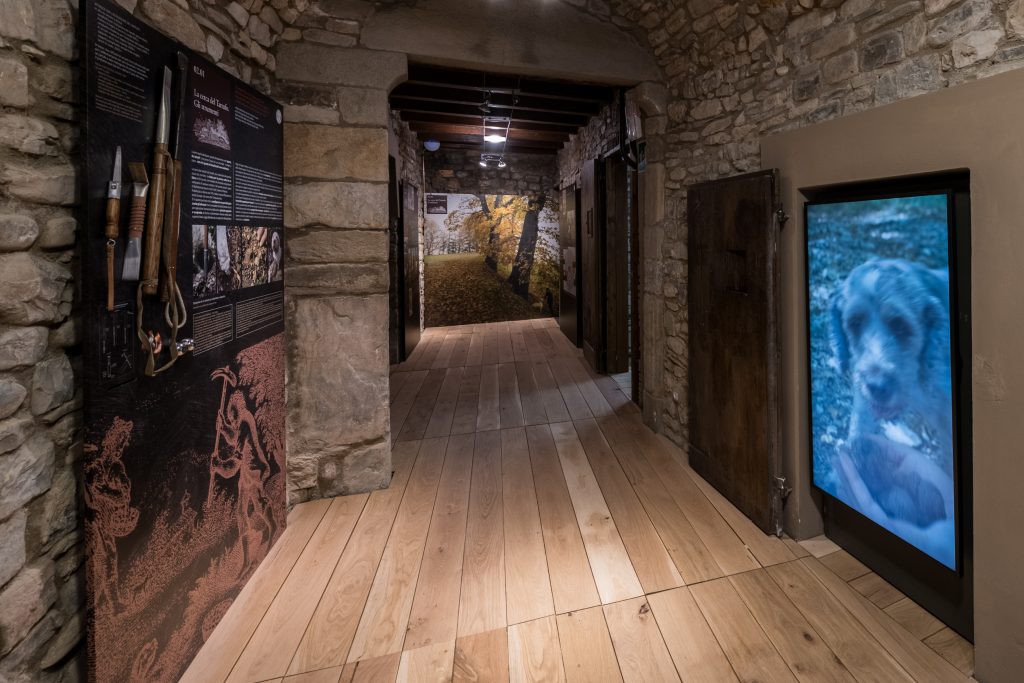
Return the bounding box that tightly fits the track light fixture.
[479,153,505,169]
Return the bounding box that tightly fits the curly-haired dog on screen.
[830,258,954,528]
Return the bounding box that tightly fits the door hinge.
[775,207,789,228]
[774,475,792,500]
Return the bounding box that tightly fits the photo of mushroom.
[192,225,232,298]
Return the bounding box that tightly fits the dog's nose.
[865,378,894,405]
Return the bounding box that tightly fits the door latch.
[774,475,792,500]
[775,207,790,229]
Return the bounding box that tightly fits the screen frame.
[801,171,973,638]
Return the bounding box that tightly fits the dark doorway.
[402,182,421,358]
[604,153,630,376]
[580,158,604,371]
[558,184,581,346]
[388,156,403,364]
[687,170,783,534]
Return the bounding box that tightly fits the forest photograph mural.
[424,193,560,327]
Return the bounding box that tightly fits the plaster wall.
[762,67,1024,681]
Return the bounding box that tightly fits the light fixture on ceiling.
[423,139,441,152]
[482,115,511,145]
[479,153,505,169]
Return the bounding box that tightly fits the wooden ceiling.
[390,64,616,156]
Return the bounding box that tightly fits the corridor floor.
[184,319,974,683]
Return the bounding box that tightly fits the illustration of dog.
[830,258,954,529]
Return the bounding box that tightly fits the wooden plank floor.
[186,319,976,683]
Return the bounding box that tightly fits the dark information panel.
[82,1,286,681]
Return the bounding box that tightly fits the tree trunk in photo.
[480,194,501,271]
[508,194,546,299]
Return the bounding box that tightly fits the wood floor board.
[729,569,856,682]
[458,430,506,637]
[399,369,447,441]
[497,362,525,428]
[525,424,601,615]
[596,414,728,583]
[548,359,594,421]
[424,367,464,438]
[801,557,967,682]
[204,320,974,683]
[288,443,420,675]
[818,550,871,582]
[476,364,500,432]
[620,414,768,575]
[555,606,623,683]
[180,499,333,683]
[766,560,914,682]
[848,572,905,609]
[530,360,571,424]
[453,629,509,683]
[602,597,680,683]
[549,421,643,604]
[396,642,455,683]
[348,437,449,662]
[350,653,401,683]
[647,586,738,683]
[571,419,683,593]
[390,370,429,437]
[689,578,797,683]
[500,427,555,625]
[228,494,369,682]
[449,333,472,368]
[451,365,482,436]
[507,616,566,683]
[405,434,475,650]
[516,362,548,426]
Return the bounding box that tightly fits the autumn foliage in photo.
[424,193,560,327]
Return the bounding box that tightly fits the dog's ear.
[915,265,952,388]
[830,290,851,376]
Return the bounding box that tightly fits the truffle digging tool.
[104,146,122,311]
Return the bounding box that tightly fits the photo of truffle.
[268,229,283,283]
[193,116,231,151]
[192,225,232,298]
[228,227,270,289]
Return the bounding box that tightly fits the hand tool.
[121,163,149,281]
[140,66,172,297]
[105,146,122,311]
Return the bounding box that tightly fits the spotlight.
[423,139,440,152]
[483,133,507,143]
[497,159,507,168]
[479,159,488,167]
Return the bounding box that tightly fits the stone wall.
[275,5,407,503]
[425,149,559,198]
[556,99,619,189]
[0,0,305,679]
[608,0,1024,448]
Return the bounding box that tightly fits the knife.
[141,66,172,297]
[104,146,122,311]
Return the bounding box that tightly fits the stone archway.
[275,0,668,503]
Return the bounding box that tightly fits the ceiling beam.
[391,99,590,127]
[399,111,579,133]
[405,63,615,104]
[407,121,570,143]
[390,83,602,116]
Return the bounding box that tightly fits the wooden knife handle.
[142,147,168,296]
[106,240,115,311]
[104,197,120,240]
[128,194,146,239]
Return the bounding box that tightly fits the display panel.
[806,193,957,569]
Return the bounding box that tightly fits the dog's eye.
[887,315,913,341]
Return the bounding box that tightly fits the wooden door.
[559,185,581,346]
[687,170,782,534]
[388,156,403,363]
[580,159,604,371]
[402,183,421,356]
[604,155,630,374]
